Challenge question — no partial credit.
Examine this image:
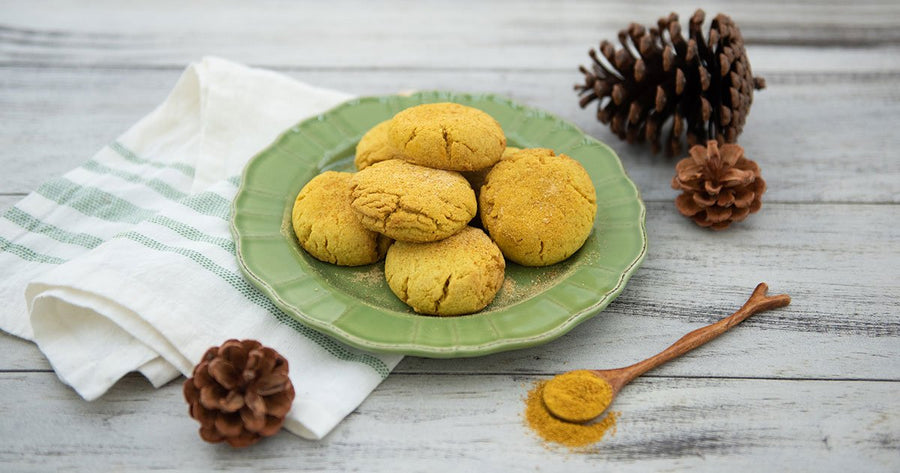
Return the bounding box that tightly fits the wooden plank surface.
[3,0,900,69]
[2,66,898,201]
[0,372,896,472]
[1,202,897,380]
[1,0,898,471]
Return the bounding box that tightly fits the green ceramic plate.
[231,91,647,358]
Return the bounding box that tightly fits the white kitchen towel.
[0,56,403,440]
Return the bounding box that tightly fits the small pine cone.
[575,9,766,155]
[183,339,294,447]
[671,140,765,230]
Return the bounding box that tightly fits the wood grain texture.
[1,67,898,201]
[0,372,896,472]
[3,0,900,69]
[1,1,898,471]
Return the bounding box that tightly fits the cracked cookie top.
[387,102,506,171]
[291,171,392,266]
[384,226,505,316]
[350,159,477,243]
[480,148,597,266]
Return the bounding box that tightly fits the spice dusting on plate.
[350,264,385,286]
[487,265,571,311]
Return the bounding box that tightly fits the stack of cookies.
[291,103,597,316]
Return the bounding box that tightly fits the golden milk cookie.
[385,226,505,316]
[480,148,597,266]
[354,120,404,170]
[387,103,506,171]
[291,172,391,266]
[350,159,476,243]
[501,146,521,160]
[461,146,521,194]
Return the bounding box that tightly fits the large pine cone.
[183,339,295,447]
[576,10,766,155]
[671,141,765,230]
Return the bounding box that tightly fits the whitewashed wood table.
[1,1,898,471]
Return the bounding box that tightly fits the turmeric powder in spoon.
[524,378,618,449]
[541,370,613,423]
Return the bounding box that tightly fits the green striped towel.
[0,57,402,440]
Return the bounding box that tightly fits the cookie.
[388,102,506,171]
[502,146,522,160]
[291,171,391,266]
[385,226,505,316]
[480,148,597,266]
[461,146,521,195]
[354,119,404,170]
[350,159,476,243]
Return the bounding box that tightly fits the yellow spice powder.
[524,380,618,449]
[541,370,613,423]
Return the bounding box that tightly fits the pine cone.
[183,339,294,447]
[671,140,765,230]
[576,10,766,155]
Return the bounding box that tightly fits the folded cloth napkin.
[0,56,403,440]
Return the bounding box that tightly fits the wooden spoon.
[542,282,791,423]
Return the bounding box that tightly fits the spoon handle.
[603,283,790,388]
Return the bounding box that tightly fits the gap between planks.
[1,370,898,383]
[388,372,900,383]
[4,197,900,207]
[3,62,900,80]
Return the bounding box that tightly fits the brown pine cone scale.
[183,339,295,447]
[671,140,765,230]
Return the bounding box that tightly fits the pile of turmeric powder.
[524,370,618,449]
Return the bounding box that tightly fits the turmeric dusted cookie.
[385,226,505,316]
[388,103,506,171]
[354,120,404,170]
[480,148,597,266]
[350,160,476,243]
[291,172,391,266]
[501,146,522,161]
[461,146,520,195]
